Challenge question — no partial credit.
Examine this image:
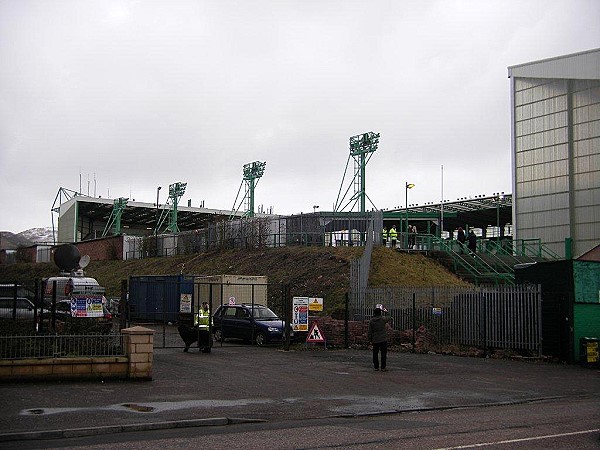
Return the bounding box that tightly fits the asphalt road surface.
[7,395,599,449]
[1,345,599,449]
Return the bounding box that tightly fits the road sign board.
[306,322,325,343]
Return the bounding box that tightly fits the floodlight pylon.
[155,182,187,233]
[334,132,380,213]
[102,197,129,237]
[230,161,266,219]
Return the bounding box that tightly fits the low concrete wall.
[0,356,128,381]
[0,327,154,382]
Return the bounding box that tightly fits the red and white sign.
[306,322,326,343]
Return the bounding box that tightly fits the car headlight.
[267,327,281,333]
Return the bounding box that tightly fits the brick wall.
[0,327,154,381]
[75,236,124,261]
[310,317,396,348]
[1,235,126,265]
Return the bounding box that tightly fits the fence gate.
[125,277,291,349]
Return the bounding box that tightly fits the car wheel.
[214,329,224,342]
[255,332,267,347]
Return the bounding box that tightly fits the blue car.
[212,304,291,346]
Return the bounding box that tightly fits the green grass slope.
[0,246,467,313]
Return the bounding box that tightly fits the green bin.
[579,337,599,367]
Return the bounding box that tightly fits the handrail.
[418,234,514,285]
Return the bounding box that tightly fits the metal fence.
[124,212,381,259]
[125,278,290,349]
[0,333,125,359]
[351,285,542,354]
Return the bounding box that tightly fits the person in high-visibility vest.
[195,302,210,329]
[382,227,388,247]
[195,302,212,353]
[388,225,398,248]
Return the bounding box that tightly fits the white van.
[43,276,106,318]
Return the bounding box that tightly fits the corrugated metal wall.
[513,73,600,258]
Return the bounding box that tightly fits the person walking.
[368,304,393,371]
[389,225,398,249]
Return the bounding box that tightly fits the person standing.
[467,230,477,254]
[195,301,212,353]
[368,304,393,371]
[409,225,417,249]
[457,227,466,253]
[382,227,388,247]
[389,225,397,249]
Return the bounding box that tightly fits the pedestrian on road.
[368,304,392,371]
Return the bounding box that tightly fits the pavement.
[1,344,599,443]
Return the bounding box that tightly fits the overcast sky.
[1,0,599,232]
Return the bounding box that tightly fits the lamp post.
[496,192,504,239]
[155,186,161,257]
[313,205,319,214]
[405,182,415,248]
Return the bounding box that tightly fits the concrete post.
[122,326,154,380]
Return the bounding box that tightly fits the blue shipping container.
[129,275,195,323]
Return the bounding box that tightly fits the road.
[7,395,598,449]
[1,345,599,449]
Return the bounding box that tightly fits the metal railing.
[420,234,515,285]
[0,334,125,359]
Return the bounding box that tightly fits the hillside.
[0,246,469,312]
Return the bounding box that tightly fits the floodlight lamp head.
[243,161,266,180]
[406,183,415,189]
[349,131,380,156]
[169,182,187,197]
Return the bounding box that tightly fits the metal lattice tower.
[231,161,266,219]
[102,197,129,237]
[155,182,187,233]
[334,132,380,213]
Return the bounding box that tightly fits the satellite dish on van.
[53,244,81,272]
[79,255,90,269]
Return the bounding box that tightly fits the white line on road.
[435,428,600,449]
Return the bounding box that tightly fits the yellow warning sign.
[306,322,326,343]
[308,297,323,311]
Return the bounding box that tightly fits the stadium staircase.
[412,234,560,286]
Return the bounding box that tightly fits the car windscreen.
[251,307,279,319]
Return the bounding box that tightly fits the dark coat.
[368,316,392,344]
[467,232,477,252]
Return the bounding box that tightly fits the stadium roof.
[384,193,512,232]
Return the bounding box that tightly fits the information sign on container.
[180,294,192,313]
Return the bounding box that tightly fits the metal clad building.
[508,49,600,258]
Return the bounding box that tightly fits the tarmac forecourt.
[1,346,599,442]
